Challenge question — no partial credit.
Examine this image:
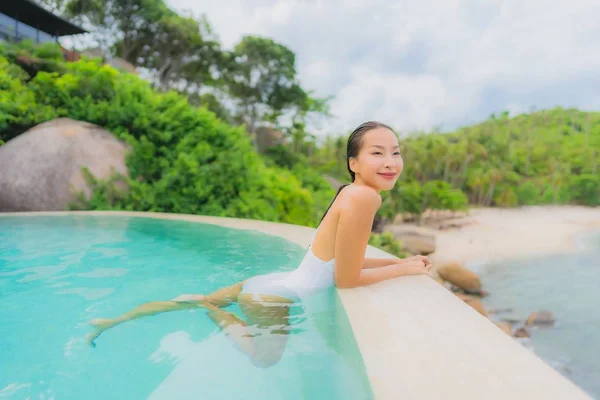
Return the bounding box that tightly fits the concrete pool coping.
[1,210,593,400]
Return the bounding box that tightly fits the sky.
[166,0,600,136]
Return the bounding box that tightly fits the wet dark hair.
[317,121,394,227]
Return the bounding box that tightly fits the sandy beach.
[428,205,600,270]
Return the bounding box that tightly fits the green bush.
[394,180,468,223]
[0,56,57,141]
[290,164,336,222]
[263,143,336,223]
[0,40,67,78]
[369,232,407,258]
[0,44,317,226]
[515,180,540,205]
[569,174,600,206]
[264,144,306,170]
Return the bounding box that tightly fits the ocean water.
[479,231,600,399]
[0,216,373,400]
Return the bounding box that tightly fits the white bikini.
[240,226,336,301]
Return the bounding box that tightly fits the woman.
[87,121,432,366]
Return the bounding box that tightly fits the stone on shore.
[525,311,556,326]
[437,262,482,291]
[513,327,531,338]
[385,225,436,255]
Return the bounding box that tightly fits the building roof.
[0,0,88,36]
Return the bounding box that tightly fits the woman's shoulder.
[338,184,381,211]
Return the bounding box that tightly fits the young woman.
[87,121,432,366]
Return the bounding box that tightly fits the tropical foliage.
[315,109,600,217]
[0,46,319,226]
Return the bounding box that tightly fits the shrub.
[369,232,408,258]
[0,44,317,226]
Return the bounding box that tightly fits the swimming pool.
[0,215,373,399]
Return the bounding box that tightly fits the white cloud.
[331,66,454,133]
[167,0,600,135]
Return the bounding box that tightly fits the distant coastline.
[429,205,600,273]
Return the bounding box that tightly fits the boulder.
[437,262,482,291]
[385,225,436,255]
[525,311,556,327]
[0,118,129,211]
[513,327,530,338]
[402,235,436,255]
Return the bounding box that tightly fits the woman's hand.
[339,257,432,288]
[404,255,432,268]
[401,259,433,275]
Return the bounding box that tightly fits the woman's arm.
[349,261,431,287]
[363,255,431,269]
[362,257,401,269]
[333,187,431,289]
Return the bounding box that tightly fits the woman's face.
[349,127,403,192]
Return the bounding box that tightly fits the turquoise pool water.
[480,231,600,399]
[0,215,373,399]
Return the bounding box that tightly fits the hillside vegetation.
[0,42,326,226]
[315,108,600,221]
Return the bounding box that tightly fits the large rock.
[438,262,482,291]
[385,225,436,255]
[402,235,436,255]
[0,118,129,211]
[513,327,531,338]
[525,311,556,326]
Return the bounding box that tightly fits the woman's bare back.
[310,184,381,267]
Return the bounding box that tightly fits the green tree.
[222,36,326,145]
[132,13,222,92]
[65,0,168,60]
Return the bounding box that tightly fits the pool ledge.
[1,211,593,400]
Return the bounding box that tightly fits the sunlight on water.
[0,216,373,399]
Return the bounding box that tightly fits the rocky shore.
[384,205,600,339]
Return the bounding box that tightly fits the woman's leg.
[205,293,294,368]
[203,282,244,308]
[87,282,245,346]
